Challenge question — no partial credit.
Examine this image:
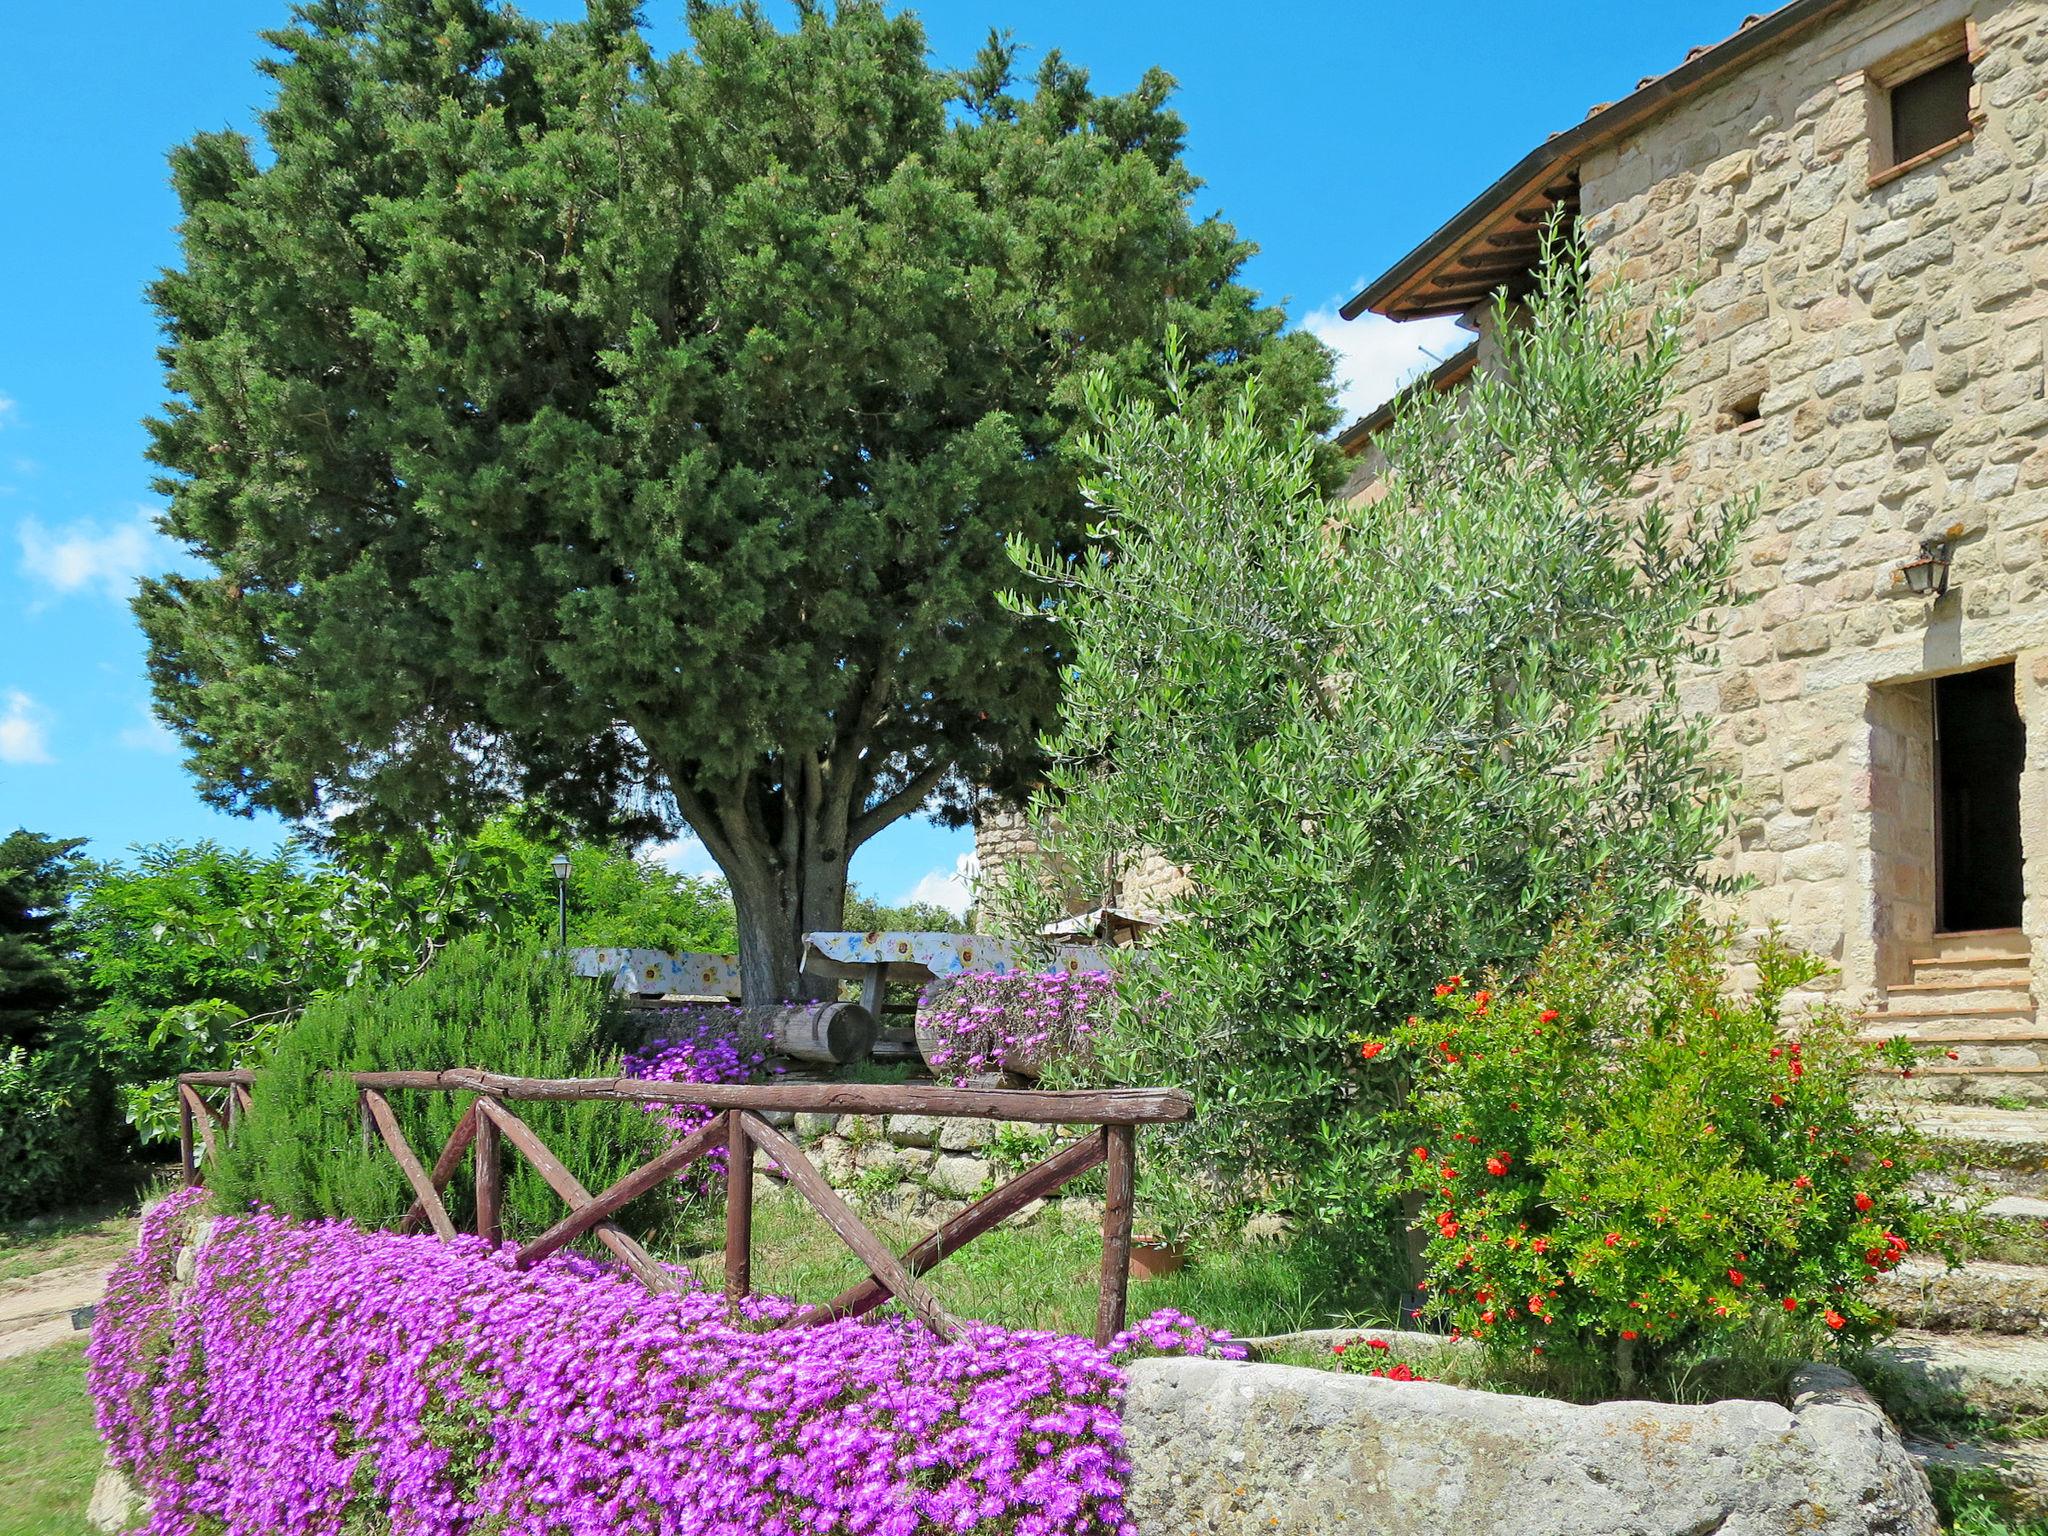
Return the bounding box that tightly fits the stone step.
[1865,1039,2048,1068]
[1921,1182,2048,1220]
[1878,980,2038,1012]
[1883,1066,2048,1107]
[1909,954,2033,988]
[1926,929,2032,963]
[1902,1104,2048,1173]
[1863,1001,2040,1029]
[1864,1328,2048,1422]
[1905,1436,2048,1514]
[1873,1259,2048,1335]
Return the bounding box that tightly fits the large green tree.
[0,830,89,1050]
[139,0,1333,1000]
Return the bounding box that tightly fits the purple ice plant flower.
[917,972,1116,1086]
[90,1191,1237,1536]
[622,1006,781,1196]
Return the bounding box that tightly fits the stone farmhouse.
[1334,0,2048,1104]
[980,0,2048,1102]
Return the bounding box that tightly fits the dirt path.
[0,1260,116,1361]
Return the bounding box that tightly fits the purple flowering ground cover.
[88,1190,1238,1536]
[622,1007,780,1194]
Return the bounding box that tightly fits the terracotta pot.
[1129,1236,1185,1280]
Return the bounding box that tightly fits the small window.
[1890,54,1972,163]
[1866,26,1980,184]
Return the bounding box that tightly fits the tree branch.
[850,758,949,849]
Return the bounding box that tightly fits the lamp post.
[551,852,572,949]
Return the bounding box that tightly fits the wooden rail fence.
[176,1069,1192,1347]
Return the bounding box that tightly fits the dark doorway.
[1936,663,2027,932]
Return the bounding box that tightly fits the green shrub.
[211,935,666,1243]
[1380,915,1949,1393]
[0,1044,112,1220]
[1005,235,1750,1288]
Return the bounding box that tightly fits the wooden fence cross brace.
[517,1112,731,1269]
[738,1112,960,1341]
[473,1098,677,1293]
[396,1106,480,1237]
[794,1127,1107,1328]
[361,1090,458,1241]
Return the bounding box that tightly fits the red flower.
[1433,976,1463,997]
[1770,1094,1785,1107]
[1620,1329,1637,1341]
[1332,1343,1346,1355]
[1414,1147,1431,1162]
[1854,1191,1873,1213]
[1531,1237,1549,1254]
[1782,1297,1798,1312]
[1359,1041,1386,1061]
[1727,1269,1745,1287]
[1473,990,1493,1015]
[1538,1009,1558,1024]
[1792,1175,1811,1189]
[1441,1165,1457,1180]
[1789,1060,1805,1080]
[1603,1232,1621,1248]
[1480,1310,1496,1324]
[1366,1338,1390,1351]
[1824,1309,1846,1331]
[1486,1155,1510,1177]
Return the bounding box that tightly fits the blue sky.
[0,0,1763,915]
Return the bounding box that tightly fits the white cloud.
[0,690,53,765]
[644,832,723,880]
[902,851,976,918]
[0,395,17,430]
[1302,295,1474,430]
[17,507,171,603]
[117,704,180,756]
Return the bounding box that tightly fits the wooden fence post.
[1095,1123,1136,1348]
[725,1109,754,1300]
[474,1103,502,1246]
[179,1088,197,1189]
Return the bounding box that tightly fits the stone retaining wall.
[759,1106,1103,1228]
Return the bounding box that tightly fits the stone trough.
[1119,1355,1939,1536]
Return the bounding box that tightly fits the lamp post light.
[550,852,572,949]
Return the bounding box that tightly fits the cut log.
[746,1001,877,1065]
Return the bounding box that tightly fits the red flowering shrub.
[1364,916,1948,1389]
[1325,1334,1432,1382]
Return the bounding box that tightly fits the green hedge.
[211,936,666,1243]
[0,1044,113,1220]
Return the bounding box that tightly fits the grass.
[1959,1213,2048,1268]
[1928,1467,2048,1535]
[667,1189,1366,1341]
[0,1339,106,1536]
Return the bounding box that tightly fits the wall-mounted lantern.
[1894,530,1957,598]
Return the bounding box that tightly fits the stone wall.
[1341,0,2048,1007]
[764,1103,1102,1228]
[970,804,1192,934]
[1572,0,2048,1003]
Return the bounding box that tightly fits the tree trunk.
[723,838,849,1006]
